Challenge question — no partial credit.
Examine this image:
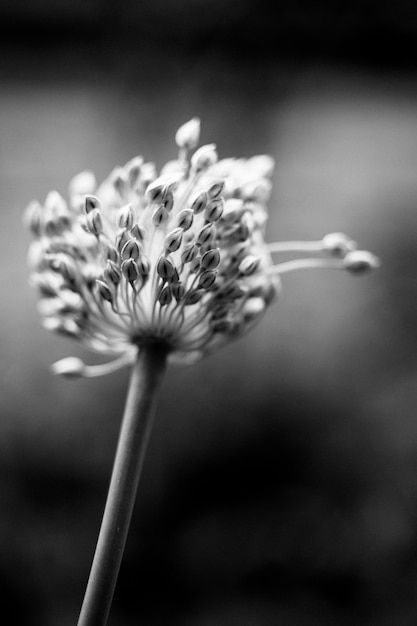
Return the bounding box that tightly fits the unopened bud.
[239,255,260,276]
[344,250,380,274]
[104,260,121,286]
[157,256,176,280]
[191,144,218,172]
[152,205,169,226]
[86,209,103,236]
[104,246,118,264]
[189,257,201,274]
[204,198,224,222]
[177,208,194,231]
[118,203,135,229]
[222,198,244,223]
[207,180,225,199]
[199,270,217,290]
[131,223,145,241]
[242,297,265,321]
[137,257,150,276]
[172,282,185,301]
[59,257,78,284]
[24,200,44,236]
[121,258,140,283]
[114,228,129,253]
[84,195,100,213]
[247,155,275,178]
[184,288,204,305]
[125,156,143,187]
[164,228,183,253]
[51,357,87,378]
[181,243,199,264]
[68,171,96,197]
[190,191,208,214]
[322,232,357,257]
[96,279,113,302]
[175,118,201,150]
[211,318,236,334]
[201,248,221,271]
[197,223,217,246]
[121,238,141,261]
[111,167,128,196]
[242,179,272,202]
[164,189,174,212]
[145,179,167,203]
[158,285,173,306]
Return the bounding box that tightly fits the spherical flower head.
[24,120,282,371]
[24,119,379,377]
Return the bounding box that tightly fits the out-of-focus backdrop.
[1,1,417,624]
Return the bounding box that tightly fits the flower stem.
[77,342,169,626]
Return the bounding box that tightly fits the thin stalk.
[77,342,169,626]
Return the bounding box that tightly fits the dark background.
[1,1,417,624]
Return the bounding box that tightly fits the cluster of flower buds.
[24,118,379,376]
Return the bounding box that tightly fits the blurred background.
[1,1,417,624]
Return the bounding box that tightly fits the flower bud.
[247,155,275,178]
[242,297,265,321]
[204,198,224,222]
[51,357,87,378]
[115,229,129,253]
[211,318,236,334]
[207,180,225,199]
[201,248,221,271]
[322,232,357,257]
[239,255,260,276]
[222,198,244,223]
[152,205,169,226]
[122,258,140,283]
[177,208,194,231]
[96,279,113,302]
[164,189,174,212]
[104,244,119,263]
[189,257,201,274]
[84,195,100,213]
[111,167,128,196]
[68,171,96,197]
[158,285,173,306]
[145,179,167,203]
[175,117,201,150]
[104,260,121,286]
[164,228,183,253]
[137,257,150,276]
[184,288,204,305]
[125,156,143,187]
[118,203,135,229]
[199,270,217,290]
[24,200,44,236]
[157,256,176,280]
[344,250,380,274]
[59,256,79,284]
[172,282,185,301]
[190,191,208,214]
[197,223,217,246]
[191,144,218,172]
[181,244,199,264]
[86,209,103,236]
[131,224,145,241]
[121,238,141,261]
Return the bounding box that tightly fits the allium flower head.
[24,118,379,377]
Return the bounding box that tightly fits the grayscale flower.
[24,118,379,376]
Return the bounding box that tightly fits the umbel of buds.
[24,118,379,377]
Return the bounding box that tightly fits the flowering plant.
[24,118,378,625]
